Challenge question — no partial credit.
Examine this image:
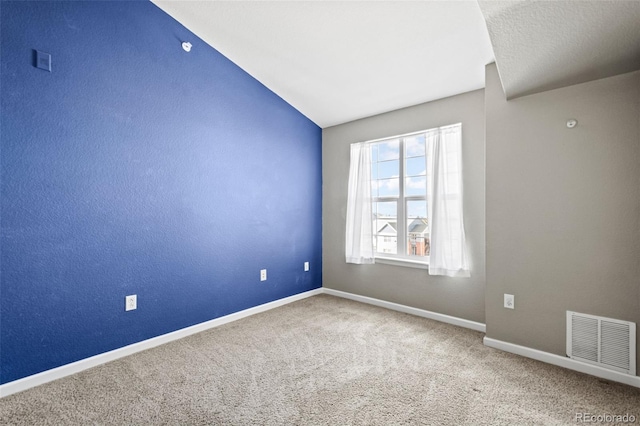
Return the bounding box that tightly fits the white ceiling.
[479,0,640,99]
[151,1,495,128]
[151,1,640,128]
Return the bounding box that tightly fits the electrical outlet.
[125,294,137,311]
[304,262,310,271]
[260,269,267,281]
[504,294,514,309]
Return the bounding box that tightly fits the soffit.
[478,0,640,99]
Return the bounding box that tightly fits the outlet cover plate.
[504,294,514,309]
[260,269,267,281]
[304,262,310,271]
[126,294,137,311]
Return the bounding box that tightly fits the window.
[345,123,469,276]
[371,134,429,262]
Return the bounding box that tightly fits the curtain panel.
[426,124,470,277]
[345,142,375,264]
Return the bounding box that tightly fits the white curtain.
[426,124,470,277]
[345,142,375,264]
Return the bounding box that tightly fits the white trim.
[17,289,636,399]
[375,256,430,270]
[361,122,463,145]
[483,337,640,389]
[323,287,486,333]
[0,288,323,398]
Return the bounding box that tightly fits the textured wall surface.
[485,63,640,374]
[322,90,485,324]
[0,1,321,384]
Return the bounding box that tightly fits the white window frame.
[370,130,430,268]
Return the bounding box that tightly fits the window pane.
[371,144,378,163]
[405,156,426,177]
[407,200,429,258]
[377,160,398,179]
[375,201,396,217]
[405,176,426,196]
[377,140,399,161]
[373,201,397,255]
[405,135,426,158]
[377,178,399,197]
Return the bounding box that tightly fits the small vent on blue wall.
[567,311,636,375]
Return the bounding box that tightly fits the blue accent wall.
[0,1,322,384]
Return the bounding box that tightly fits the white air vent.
[567,311,636,375]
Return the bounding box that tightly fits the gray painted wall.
[323,90,486,323]
[485,63,640,374]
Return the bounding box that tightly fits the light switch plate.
[36,50,51,72]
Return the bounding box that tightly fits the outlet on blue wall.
[0,0,322,384]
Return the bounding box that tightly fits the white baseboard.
[0,288,323,398]
[483,337,640,389]
[16,288,634,398]
[322,287,486,333]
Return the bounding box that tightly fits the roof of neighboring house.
[408,218,428,234]
[378,222,397,235]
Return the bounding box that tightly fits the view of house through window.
[371,133,429,260]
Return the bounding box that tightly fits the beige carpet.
[1,294,639,425]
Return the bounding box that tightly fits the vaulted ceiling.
[151,1,640,128]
